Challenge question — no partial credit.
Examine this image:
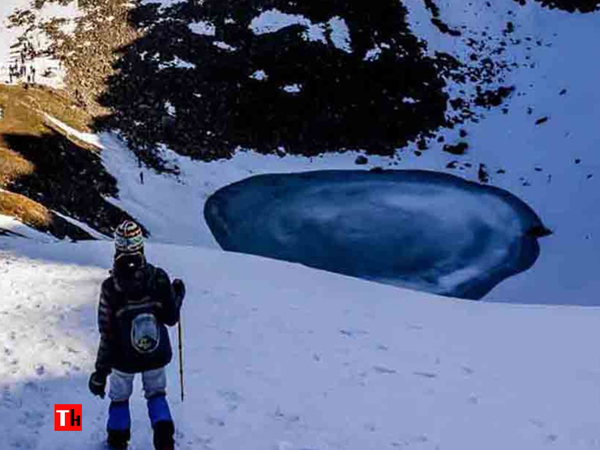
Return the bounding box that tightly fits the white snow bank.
[0,240,599,450]
[140,0,185,8]
[327,16,352,54]
[188,20,216,36]
[250,69,268,81]
[250,9,310,35]
[0,213,55,243]
[250,9,352,53]
[159,56,196,70]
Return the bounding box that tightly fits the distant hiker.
[140,171,144,184]
[89,221,186,450]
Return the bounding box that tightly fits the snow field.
[1,239,599,449]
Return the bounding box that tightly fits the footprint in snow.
[61,360,82,372]
[188,434,213,450]
[1,386,21,409]
[274,407,301,424]
[461,366,475,375]
[339,329,369,338]
[530,418,546,428]
[205,416,225,427]
[8,434,37,450]
[18,410,45,430]
[413,371,437,379]
[275,441,294,450]
[392,435,429,447]
[373,366,397,374]
[217,389,243,412]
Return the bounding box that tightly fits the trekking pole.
[173,278,186,402]
[178,318,184,402]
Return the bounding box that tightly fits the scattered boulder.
[535,116,549,125]
[355,155,369,165]
[443,142,469,155]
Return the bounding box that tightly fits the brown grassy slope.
[0,84,136,239]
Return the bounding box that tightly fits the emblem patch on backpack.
[131,313,160,354]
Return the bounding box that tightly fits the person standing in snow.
[89,221,186,450]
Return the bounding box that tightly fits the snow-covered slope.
[402,0,600,306]
[0,214,56,242]
[0,238,599,450]
[4,0,600,305]
[0,0,81,88]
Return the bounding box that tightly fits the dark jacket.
[95,263,181,374]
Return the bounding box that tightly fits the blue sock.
[147,394,173,427]
[107,400,131,431]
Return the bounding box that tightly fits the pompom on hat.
[114,220,144,258]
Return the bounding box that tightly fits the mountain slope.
[2,0,600,303]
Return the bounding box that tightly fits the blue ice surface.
[204,170,550,300]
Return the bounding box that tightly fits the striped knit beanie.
[114,220,144,258]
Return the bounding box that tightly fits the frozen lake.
[205,170,550,300]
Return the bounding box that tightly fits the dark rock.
[478,163,489,183]
[474,86,515,108]
[443,142,469,155]
[513,0,600,13]
[527,225,553,238]
[95,0,450,162]
[431,18,462,36]
[417,139,429,150]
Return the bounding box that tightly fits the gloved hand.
[172,278,186,301]
[89,371,108,398]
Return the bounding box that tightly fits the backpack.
[112,265,173,373]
